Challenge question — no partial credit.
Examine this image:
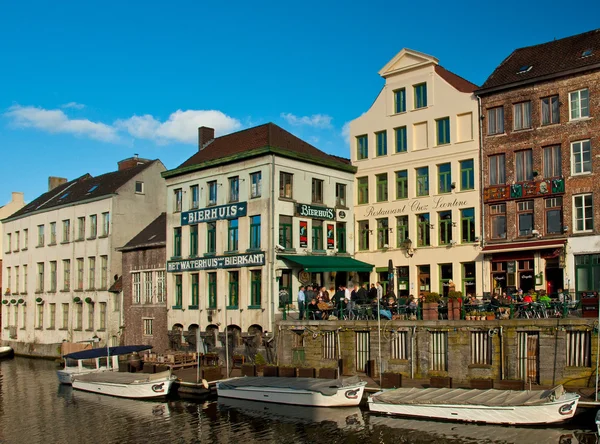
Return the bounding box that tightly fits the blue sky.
[1,0,599,204]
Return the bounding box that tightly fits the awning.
[278,255,374,272]
[482,239,565,254]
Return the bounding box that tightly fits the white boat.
[57,345,152,385]
[595,409,600,435]
[368,385,579,425]
[216,376,367,407]
[72,370,176,400]
[0,346,14,359]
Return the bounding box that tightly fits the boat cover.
[371,385,566,407]
[218,376,363,397]
[64,345,152,360]
[73,370,171,384]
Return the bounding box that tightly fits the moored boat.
[0,346,14,359]
[368,385,579,425]
[72,370,176,400]
[216,376,366,407]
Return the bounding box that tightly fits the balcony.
[484,177,564,203]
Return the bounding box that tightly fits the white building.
[350,49,483,298]
[162,124,368,343]
[1,157,166,356]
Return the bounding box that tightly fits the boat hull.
[368,392,580,425]
[0,346,14,360]
[217,382,366,407]
[72,374,175,400]
[56,367,110,385]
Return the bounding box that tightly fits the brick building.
[119,213,168,353]
[476,29,600,297]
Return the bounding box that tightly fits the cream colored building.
[350,49,483,298]
[1,157,166,356]
[0,192,25,266]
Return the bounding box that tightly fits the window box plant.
[422,292,440,320]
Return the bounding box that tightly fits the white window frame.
[513,101,531,130]
[470,331,491,365]
[571,140,592,175]
[37,303,44,329]
[143,318,154,336]
[573,194,593,233]
[569,88,589,121]
[322,331,337,360]
[391,331,408,360]
[143,271,153,304]
[566,330,591,367]
[132,272,141,304]
[156,271,166,303]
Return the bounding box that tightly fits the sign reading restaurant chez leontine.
[362,196,469,217]
[167,252,265,272]
[181,202,247,225]
[295,204,335,220]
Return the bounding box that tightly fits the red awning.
[482,239,565,254]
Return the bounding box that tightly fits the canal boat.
[216,376,367,407]
[57,345,152,384]
[0,346,14,359]
[368,385,579,425]
[71,370,177,400]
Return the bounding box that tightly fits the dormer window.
[581,49,593,58]
[517,65,532,74]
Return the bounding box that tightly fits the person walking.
[297,286,306,320]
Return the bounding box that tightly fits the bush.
[447,290,463,300]
[424,292,441,303]
[254,353,266,366]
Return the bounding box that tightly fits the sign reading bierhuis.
[295,204,335,220]
[181,202,247,225]
[167,252,265,272]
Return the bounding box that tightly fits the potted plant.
[447,290,463,320]
[10,299,17,305]
[486,311,496,321]
[73,296,82,303]
[85,297,94,304]
[1,300,8,305]
[422,292,440,320]
[35,297,43,304]
[279,365,296,378]
[254,352,266,373]
[17,299,24,305]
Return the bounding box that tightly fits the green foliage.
[254,352,266,366]
[447,290,463,300]
[424,292,441,303]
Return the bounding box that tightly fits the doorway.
[355,331,370,373]
[517,332,539,384]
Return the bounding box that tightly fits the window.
[396,216,408,247]
[461,208,475,242]
[336,183,346,207]
[37,303,43,329]
[570,89,589,120]
[6,267,11,292]
[13,231,19,252]
[143,318,153,336]
[135,181,144,193]
[376,130,387,156]
[250,270,262,307]
[228,219,239,251]
[5,233,10,253]
[377,218,389,249]
[280,172,293,199]
[62,304,69,329]
[88,303,94,330]
[414,83,427,109]
[173,227,182,257]
[515,149,533,182]
[23,228,28,250]
[62,220,70,242]
[189,224,198,256]
[278,216,292,249]
[489,154,506,185]
[376,173,388,202]
[322,330,337,360]
[438,163,451,194]
[37,224,44,247]
[100,256,108,289]
[394,88,406,113]
[88,257,95,289]
[130,271,142,304]
[191,273,199,307]
[89,215,97,238]
[37,262,44,292]
[312,220,323,250]
[436,117,450,145]
[14,266,19,293]
[358,220,370,251]
[543,145,562,177]
[513,101,531,130]
[487,106,504,135]
[174,188,183,212]
[143,271,152,303]
[541,95,559,125]
[99,302,106,330]
[571,140,592,174]
[207,222,216,254]
[208,272,217,309]
[311,178,324,203]
[190,185,199,209]
[76,258,84,290]
[208,180,217,205]
[77,217,85,240]
[356,135,368,160]
[228,271,239,308]
[395,126,407,153]
[64,260,72,291]
[417,213,430,247]
[396,170,408,199]
[566,331,591,367]
[391,331,408,360]
[229,176,240,202]
[336,222,347,253]
[174,275,182,307]
[471,331,491,365]
[75,303,82,330]
[574,194,593,232]
[439,211,453,245]
[546,197,563,234]
[357,177,369,204]
[101,212,109,236]
[250,172,262,198]
[50,261,57,292]
[416,167,429,196]
[49,222,56,244]
[460,159,474,190]
[430,331,448,371]
[250,215,261,249]
[517,201,534,236]
[156,271,165,303]
[23,265,27,293]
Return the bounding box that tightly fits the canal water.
[0,357,597,444]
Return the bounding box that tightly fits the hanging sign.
[326,224,335,249]
[299,221,308,248]
[181,202,247,225]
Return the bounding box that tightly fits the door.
[517,332,539,384]
[355,331,370,373]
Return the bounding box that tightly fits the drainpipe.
[477,95,486,296]
[499,326,504,381]
[411,326,416,379]
[269,155,276,332]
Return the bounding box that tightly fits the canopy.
[64,345,152,360]
[278,255,373,272]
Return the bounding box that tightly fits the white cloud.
[115,110,242,144]
[5,105,119,142]
[341,121,350,144]
[61,102,85,110]
[280,112,333,129]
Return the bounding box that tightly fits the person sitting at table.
[406,295,417,315]
[490,294,501,308]
[522,293,533,303]
[539,292,551,307]
[466,294,479,306]
[307,298,322,320]
[378,297,392,320]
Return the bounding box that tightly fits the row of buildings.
[1,29,600,356]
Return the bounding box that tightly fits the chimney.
[11,192,24,204]
[48,177,68,191]
[198,126,215,151]
[118,155,149,171]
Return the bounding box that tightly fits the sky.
[1,0,599,204]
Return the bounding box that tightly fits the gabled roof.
[479,28,600,93]
[434,65,478,93]
[4,161,157,222]
[108,275,122,293]
[163,123,355,178]
[379,48,439,78]
[119,213,166,251]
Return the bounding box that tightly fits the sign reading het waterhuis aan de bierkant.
[295,204,335,220]
[167,252,265,272]
[181,202,248,225]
